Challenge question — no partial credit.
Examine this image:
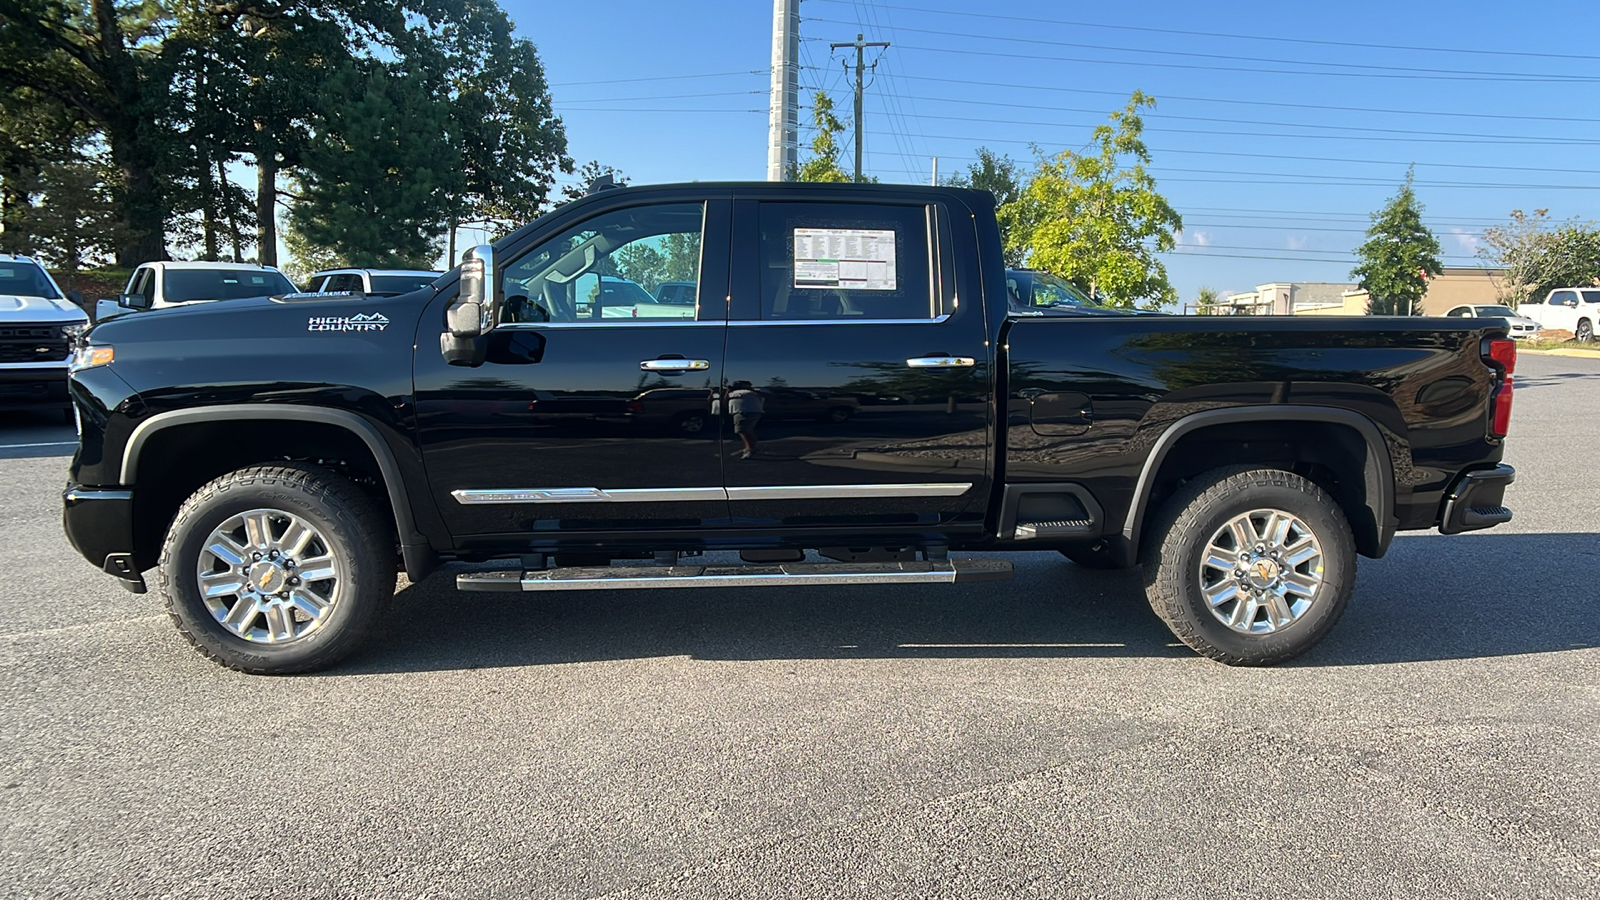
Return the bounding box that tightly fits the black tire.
[1577,319,1594,343]
[155,464,396,675]
[1058,543,1128,570]
[1141,466,1356,666]
[821,406,854,423]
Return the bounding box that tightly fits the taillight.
[1483,337,1515,437]
[625,400,643,414]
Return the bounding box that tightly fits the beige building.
[1200,269,1508,317]
[1198,282,1361,316]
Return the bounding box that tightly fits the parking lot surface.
[2,354,1597,899]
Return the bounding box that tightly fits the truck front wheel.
[1142,467,1355,666]
[154,464,396,674]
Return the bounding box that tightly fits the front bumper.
[0,363,70,410]
[1438,464,1515,535]
[62,485,145,591]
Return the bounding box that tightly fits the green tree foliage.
[947,147,1028,267]
[795,91,850,184]
[287,64,460,268]
[10,150,128,274]
[1350,168,1442,316]
[1011,93,1182,308]
[1477,209,1600,306]
[1,0,568,268]
[1194,285,1220,314]
[0,0,173,264]
[560,160,628,204]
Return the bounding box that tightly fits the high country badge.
[308,313,390,332]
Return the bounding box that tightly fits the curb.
[1520,348,1600,358]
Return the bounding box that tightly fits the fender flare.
[121,404,436,579]
[1120,405,1398,559]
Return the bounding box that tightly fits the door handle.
[906,356,977,368]
[640,358,711,371]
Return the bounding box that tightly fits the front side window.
[128,269,155,307]
[1550,291,1578,306]
[500,203,706,324]
[756,202,942,321]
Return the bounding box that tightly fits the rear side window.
[756,202,945,321]
[1582,290,1600,304]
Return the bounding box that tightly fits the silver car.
[1443,304,1542,340]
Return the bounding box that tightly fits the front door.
[720,193,993,531]
[415,196,732,541]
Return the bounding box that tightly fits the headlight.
[68,344,114,372]
[62,322,89,341]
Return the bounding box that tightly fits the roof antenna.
[586,174,619,195]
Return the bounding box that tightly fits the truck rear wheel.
[1142,466,1355,666]
[154,464,395,675]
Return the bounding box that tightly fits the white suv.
[0,254,89,418]
[1521,287,1600,342]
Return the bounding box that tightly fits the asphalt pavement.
[1,354,1597,898]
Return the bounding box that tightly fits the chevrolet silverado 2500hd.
[62,182,1517,674]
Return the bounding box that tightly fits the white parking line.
[0,441,77,449]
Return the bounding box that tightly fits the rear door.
[721,191,992,530]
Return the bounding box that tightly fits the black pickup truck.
[62,182,1517,674]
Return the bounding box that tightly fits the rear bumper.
[1438,464,1515,535]
[0,363,70,410]
[62,485,144,590]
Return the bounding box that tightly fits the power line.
[555,90,764,103]
[878,72,1600,125]
[548,69,768,87]
[870,93,1600,149]
[840,40,1600,84]
[802,16,1600,82]
[806,0,1591,62]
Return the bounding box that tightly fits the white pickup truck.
[0,253,88,419]
[94,261,295,322]
[1520,287,1600,342]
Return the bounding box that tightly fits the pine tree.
[1351,168,1443,316]
[794,92,851,183]
[286,64,462,269]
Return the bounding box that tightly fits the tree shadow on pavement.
[343,531,1598,675]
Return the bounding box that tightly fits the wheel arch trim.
[120,405,433,575]
[1121,405,1397,558]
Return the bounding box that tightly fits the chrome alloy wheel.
[195,508,342,644]
[1198,509,1325,635]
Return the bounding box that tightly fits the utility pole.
[830,33,889,183]
[767,0,800,181]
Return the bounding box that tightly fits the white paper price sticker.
[793,228,897,291]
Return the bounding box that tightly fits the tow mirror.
[442,244,499,367]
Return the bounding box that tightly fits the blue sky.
[500,0,1600,306]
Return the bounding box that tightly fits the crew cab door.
[414,193,733,538]
[721,192,992,530]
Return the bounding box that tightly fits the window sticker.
[793,228,896,291]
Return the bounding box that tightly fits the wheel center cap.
[1248,558,1281,588]
[249,561,287,593]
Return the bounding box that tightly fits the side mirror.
[66,289,84,306]
[442,244,498,367]
[94,298,125,323]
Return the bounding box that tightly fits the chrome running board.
[456,559,1013,593]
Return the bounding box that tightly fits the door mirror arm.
[443,244,499,367]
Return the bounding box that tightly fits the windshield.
[0,262,62,299]
[1016,272,1101,309]
[1474,306,1517,317]
[164,269,295,303]
[369,274,438,295]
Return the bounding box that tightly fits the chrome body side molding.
[452,483,970,504]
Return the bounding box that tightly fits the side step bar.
[457,559,1013,593]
